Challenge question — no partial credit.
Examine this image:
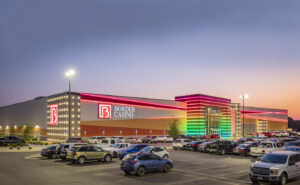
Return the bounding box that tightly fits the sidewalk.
[0,144,46,153]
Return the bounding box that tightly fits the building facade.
[0,92,288,141]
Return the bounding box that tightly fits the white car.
[125,137,142,144]
[103,143,131,158]
[157,136,174,143]
[138,146,170,158]
[95,138,124,148]
[173,139,192,150]
[250,142,283,157]
[87,136,106,144]
[280,132,289,137]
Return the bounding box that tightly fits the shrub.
[7,144,12,148]
[169,119,180,139]
[45,143,48,145]
[12,144,17,147]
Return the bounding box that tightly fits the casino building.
[0,92,288,142]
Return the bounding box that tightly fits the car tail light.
[131,161,137,165]
[73,152,77,156]
[262,150,265,153]
[233,148,236,151]
[192,144,195,147]
[240,149,244,152]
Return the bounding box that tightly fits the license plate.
[257,176,263,180]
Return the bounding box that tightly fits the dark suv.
[209,140,237,155]
[186,140,207,151]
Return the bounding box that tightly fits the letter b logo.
[99,104,112,119]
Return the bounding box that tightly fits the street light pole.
[239,94,248,138]
[68,77,71,140]
[65,69,75,140]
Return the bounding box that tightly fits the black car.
[233,142,258,156]
[209,140,237,155]
[41,145,57,159]
[0,136,26,146]
[237,137,253,144]
[186,140,207,151]
[66,137,84,143]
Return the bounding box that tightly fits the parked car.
[57,143,86,160]
[209,134,220,139]
[66,137,84,143]
[284,141,300,148]
[209,140,237,155]
[41,145,58,159]
[237,137,254,144]
[117,144,149,159]
[249,151,300,185]
[95,138,124,148]
[250,142,283,157]
[87,136,106,144]
[262,132,273,138]
[103,143,131,158]
[172,139,191,150]
[284,146,300,152]
[233,142,259,156]
[137,146,170,158]
[141,136,152,143]
[157,136,174,143]
[126,137,142,144]
[197,141,214,152]
[186,140,207,151]
[0,136,26,146]
[281,138,297,145]
[121,153,173,176]
[254,136,268,143]
[66,145,112,164]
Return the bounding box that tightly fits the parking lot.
[0,148,299,185]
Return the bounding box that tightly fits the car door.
[295,154,300,177]
[92,146,104,159]
[149,154,164,170]
[287,155,298,178]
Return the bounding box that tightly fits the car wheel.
[174,148,177,150]
[220,150,225,155]
[124,171,130,176]
[78,156,85,164]
[61,156,66,160]
[104,155,112,162]
[137,166,146,176]
[163,154,169,159]
[163,163,171,173]
[279,173,287,185]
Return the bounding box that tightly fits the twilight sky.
[0,0,300,119]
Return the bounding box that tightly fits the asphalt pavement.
[1,149,300,185]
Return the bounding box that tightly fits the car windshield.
[238,144,248,148]
[261,154,288,164]
[111,144,120,148]
[140,146,152,152]
[285,147,300,152]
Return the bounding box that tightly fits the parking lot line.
[216,170,249,177]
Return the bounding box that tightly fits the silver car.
[249,151,300,185]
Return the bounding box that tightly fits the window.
[79,147,89,152]
[289,155,296,164]
[64,145,69,148]
[155,147,164,152]
[111,140,115,144]
[150,154,161,160]
[295,154,300,163]
[93,147,102,152]
[102,139,108,144]
[139,155,152,161]
[137,145,146,149]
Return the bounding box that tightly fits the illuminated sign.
[98,104,112,119]
[114,106,135,118]
[98,104,135,119]
[50,104,58,126]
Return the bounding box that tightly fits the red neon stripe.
[81,99,186,111]
[80,93,186,111]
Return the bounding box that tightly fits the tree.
[169,119,180,139]
[23,124,32,141]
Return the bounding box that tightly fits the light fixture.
[65,69,75,77]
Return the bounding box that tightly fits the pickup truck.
[0,136,26,146]
[94,138,123,148]
[250,142,283,157]
[249,151,300,185]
